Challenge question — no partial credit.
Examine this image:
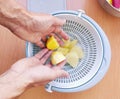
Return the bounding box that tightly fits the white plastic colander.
[26,10,111,93]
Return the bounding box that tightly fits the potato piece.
[51,51,66,65]
[66,52,79,68]
[46,36,59,50]
[62,39,71,48]
[69,40,78,49]
[57,47,69,55]
[70,45,84,59]
[62,39,78,49]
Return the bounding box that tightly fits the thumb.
[53,17,66,26]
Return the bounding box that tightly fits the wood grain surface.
[0,0,120,99]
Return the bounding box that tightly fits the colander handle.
[45,84,53,93]
[52,10,86,18]
[77,9,85,17]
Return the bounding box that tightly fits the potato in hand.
[51,51,66,65]
[46,36,84,68]
[46,36,59,50]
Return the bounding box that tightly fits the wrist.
[0,69,32,99]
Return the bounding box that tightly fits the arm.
[0,0,69,47]
[0,70,31,99]
[0,0,31,32]
[0,49,68,99]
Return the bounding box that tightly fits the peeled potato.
[69,40,78,49]
[62,39,71,48]
[62,39,77,49]
[49,38,84,68]
[57,47,69,55]
[51,51,66,65]
[70,45,84,58]
[66,52,79,68]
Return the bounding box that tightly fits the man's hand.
[0,0,69,47]
[0,49,69,99]
[12,13,69,47]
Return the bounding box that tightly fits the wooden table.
[0,0,120,99]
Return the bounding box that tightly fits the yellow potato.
[49,38,84,68]
[46,36,59,50]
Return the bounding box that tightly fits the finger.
[33,70,69,85]
[40,51,52,64]
[33,80,51,86]
[46,63,53,68]
[54,27,69,40]
[35,48,49,59]
[36,40,45,48]
[41,36,47,42]
[52,60,67,70]
[45,69,69,80]
[53,17,66,26]
[53,34,64,46]
[49,33,64,45]
[54,70,69,79]
[32,33,45,48]
[41,33,50,42]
